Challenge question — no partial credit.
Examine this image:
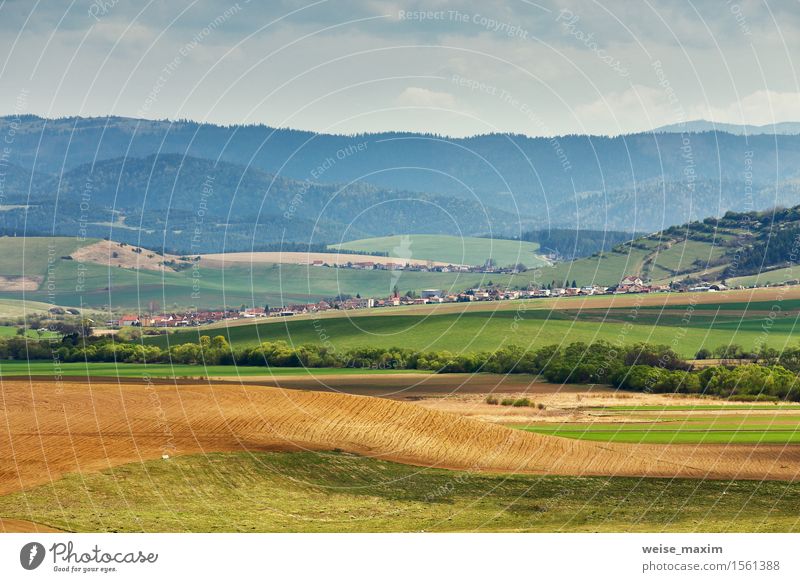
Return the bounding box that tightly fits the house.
[421,289,444,299]
[119,314,141,327]
[620,275,644,287]
[241,307,266,318]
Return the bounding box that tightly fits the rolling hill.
[332,234,547,268]
[532,205,800,288]
[5,203,800,311]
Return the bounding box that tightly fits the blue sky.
[1,0,798,136]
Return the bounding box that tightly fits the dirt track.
[2,380,799,509]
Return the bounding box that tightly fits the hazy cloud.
[0,0,798,136]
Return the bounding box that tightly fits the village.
[111,275,731,329]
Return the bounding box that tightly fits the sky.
[1,0,799,137]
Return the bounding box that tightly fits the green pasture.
[146,306,800,358]
[2,451,798,532]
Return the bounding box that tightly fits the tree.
[50,318,93,341]
[117,326,142,342]
[694,348,712,360]
[571,279,577,288]
[211,335,229,351]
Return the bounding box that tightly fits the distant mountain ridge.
[653,119,800,136]
[0,154,525,253]
[3,115,800,246]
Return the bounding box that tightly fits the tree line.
[2,336,799,401]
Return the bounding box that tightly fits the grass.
[650,240,725,275]
[517,423,800,444]
[0,360,424,378]
[0,298,61,318]
[331,234,546,268]
[0,236,92,276]
[531,247,651,288]
[516,403,800,445]
[0,250,529,310]
[146,306,800,358]
[2,451,799,532]
[729,266,800,287]
[0,325,59,339]
[595,404,800,411]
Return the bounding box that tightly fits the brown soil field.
[0,518,61,533]
[70,240,188,272]
[198,251,454,268]
[2,379,798,519]
[0,275,42,292]
[236,373,591,399]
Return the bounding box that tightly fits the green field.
[0,360,423,378]
[647,240,727,283]
[0,325,59,339]
[147,303,800,357]
[0,237,653,312]
[0,298,63,318]
[517,404,800,444]
[531,247,650,288]
[0,236,92,276]
[729,266,800,287]
[2,451,798,532]
[332,234,546,268]
[0,243,529,310]
[594,404,800,411]
[518,423,800,444]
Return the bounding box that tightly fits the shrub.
[500,398,514,406]
[512,398,531,407]
[485,396,499,405]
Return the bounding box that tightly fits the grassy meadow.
[518,419,800,444]
[2,451,798,532]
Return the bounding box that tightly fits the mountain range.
[2,115,800,253]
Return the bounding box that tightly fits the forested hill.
[0,154,524,253]
[3,115,800,241]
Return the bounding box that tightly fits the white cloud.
[573,85,679,135]
[395,87,458,108]
[691,90,800,126]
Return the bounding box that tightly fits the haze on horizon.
[1,0,799,138]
